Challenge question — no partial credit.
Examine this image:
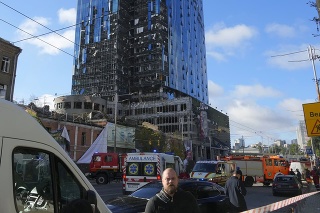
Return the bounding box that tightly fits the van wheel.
[244,177,254,187]
[96,174,108,184]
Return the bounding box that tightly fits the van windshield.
[192,163,217,172]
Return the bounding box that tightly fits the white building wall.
[296,120,310,149]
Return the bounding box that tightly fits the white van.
[0,99,111,213]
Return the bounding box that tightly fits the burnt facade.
[66,0,229,160]
[72,0,208,104]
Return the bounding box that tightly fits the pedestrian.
[310,166,320,189]
[296,169,302,186]
[289,168,295,175]
[305,168,312,183]
[225,170,247,213]
[144,168,200,213]
[236,167,243,182]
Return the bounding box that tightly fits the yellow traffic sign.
[302,102,320,136]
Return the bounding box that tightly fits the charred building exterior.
[72,0,208,104]
[61,0,230,160]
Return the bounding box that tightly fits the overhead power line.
[12,23,78,44]
[270,50,308,58]
[0,1,77,46]
[0,18,74,57]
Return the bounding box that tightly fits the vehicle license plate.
[128,184,139,188]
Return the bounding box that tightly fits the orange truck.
[222,155,290,187]
[89,152,127,184]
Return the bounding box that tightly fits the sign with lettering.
[302,102,320,136]
[127,156,156,162]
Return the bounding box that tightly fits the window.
[0,84,7,99]
[64,102,71,109]
[126,162,157,177]
[196,184,220,199]
[266,159,272,166]
[74,102,82,109]
[105,155,113,162]
[81,132,86,146]
[1,57,10,72]
[13,148,85,213]
[84,102,92,109]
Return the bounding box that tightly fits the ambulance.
[0,99,111,212]
[190,160,236,186]
[123,152,183,194]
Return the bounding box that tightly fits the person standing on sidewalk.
[296,169,302,186]
[310,166,319,189]
[225,170,247,212]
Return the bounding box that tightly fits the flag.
[61,126,70,152]
[61,126,70,142]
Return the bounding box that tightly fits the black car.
[106,179,230,213]
[272,175,303,196]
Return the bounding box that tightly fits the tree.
[134,126,165,152]
[163,131,185,159]
[289,144,301,155]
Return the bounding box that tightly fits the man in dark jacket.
[225,170,247,212]
[145,168,200,213]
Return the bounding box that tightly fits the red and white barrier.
[241,191,320,213]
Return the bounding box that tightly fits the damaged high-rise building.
[55,0,230,160]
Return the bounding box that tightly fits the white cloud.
[58,8,76,25]
[16,9,76,56]
[232,84,282,99]
[17,17,50,39]
[207,83,300,145]
[265,23,295,38]
[205,23,257,61]
[34,94,56,111]
[206,24,257,47]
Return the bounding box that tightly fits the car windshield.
[130,182,162,199]
[192,163,217,172]
[275,176,294,182]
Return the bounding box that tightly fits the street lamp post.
[114,92,118,153]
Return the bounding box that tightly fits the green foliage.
[134,126,166,152]
[134,127,185,159]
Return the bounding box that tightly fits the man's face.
[162,169,178,195]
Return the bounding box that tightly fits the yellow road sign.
[302,102,320,136]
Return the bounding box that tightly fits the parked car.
[106,179,231,213]
[272,175,303,196]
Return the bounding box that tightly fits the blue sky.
[1,0,318,146]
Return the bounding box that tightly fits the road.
[92,180,311,211]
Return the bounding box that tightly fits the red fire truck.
[89,152,127,184]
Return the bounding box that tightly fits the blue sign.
[306,148,313,155]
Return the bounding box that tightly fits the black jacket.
[225,176,247,212]
[144,188,200,213]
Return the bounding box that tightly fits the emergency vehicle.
[223,155,290,186]
[189,160,236,185]
[89,152,127,184]
[123,152,184,194]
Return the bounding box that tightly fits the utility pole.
[114,92,118,153]
[308,45,320,165]
[308,45,320,101]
